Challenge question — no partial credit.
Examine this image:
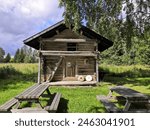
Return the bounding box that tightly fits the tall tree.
[59,0,150,51]
[59,0,150,65]
[14,49,20,63]
[0,47,5,63]
[4,53,11,63]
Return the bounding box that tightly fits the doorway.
[65,58,76,77]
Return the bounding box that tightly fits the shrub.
[0,66,19,79]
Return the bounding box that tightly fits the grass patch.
[0,63,37,105]
[100,64,150,77]
[0,63,150,112]
[50,85,109,113]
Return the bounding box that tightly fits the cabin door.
[65,58,76,77]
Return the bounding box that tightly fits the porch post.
[96,42,99,82]
[38,52,41,84]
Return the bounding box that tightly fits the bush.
[0,66,19,79]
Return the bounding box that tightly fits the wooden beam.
[41,51,97,57]
[95,42,99,82]
[42,57,47,82]
[38,52,41,84]
[42,38,95,43]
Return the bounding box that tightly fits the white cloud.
[0,0,64,55]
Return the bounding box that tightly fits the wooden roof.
[24,20,113,52]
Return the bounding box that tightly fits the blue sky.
[0,0,64,55]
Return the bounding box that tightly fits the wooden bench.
[97,95,121,113]
[11,108,48,113]
[0,98,18,112]
[45,93,61,113]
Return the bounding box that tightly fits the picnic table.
[0,83,61,113]
[97,86,150,113]
[15,83,51,108]
[110,86,149,112]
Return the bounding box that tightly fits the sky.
[0,0,64,56]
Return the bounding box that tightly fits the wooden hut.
[24,20,113,86]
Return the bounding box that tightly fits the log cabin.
[24,20,113,86]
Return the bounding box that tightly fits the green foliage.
[138,45,150,65]
[0,47,5,63]
[14,49,20,63]
[14,45,38,63]
[59,0,150,65]
[0,65,19,79]
[4,53,11,63]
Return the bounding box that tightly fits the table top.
[16,83,49,100]
[110,86,149,99]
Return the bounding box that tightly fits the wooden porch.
[48,81,97,86]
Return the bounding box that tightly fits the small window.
[67,43,77,51]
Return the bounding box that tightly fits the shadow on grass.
[103,76,150,88]
[0,66,37,91]
[87,106,106,113]
[57,98,69,113]
[99,66,150,78]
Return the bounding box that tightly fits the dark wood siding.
[76,57,95,75]
[40,28,97,82]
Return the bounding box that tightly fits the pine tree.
[4,53,11,63]
[0,47,5,63]
[14,49,20,63]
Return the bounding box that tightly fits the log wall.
[40,28,97,82]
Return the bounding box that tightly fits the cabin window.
[67,43,77,51]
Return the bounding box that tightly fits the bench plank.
[0,98,18,112]
[16,83,49,100]
[22,83,44,99]
[11,108,48,113]
[97,95,121,113]
[45,93,61,113]
[30,84,49,99]
[16,83,39,99]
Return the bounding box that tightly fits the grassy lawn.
[0,63,150,112]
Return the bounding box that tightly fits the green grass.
[50,85,109,113]
[0,63,150,112]
[0,63,37,105]
[0,63,38,74]
[100,64,150,77]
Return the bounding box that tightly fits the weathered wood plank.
[16,84,39,99]
[45,93,61,112]
[38,52,41,84]
[110,86,149,99]
[42,38,95,43]
[26,84,49,99]
[11,108,48,113]
[0,98,18,112]
[97,95,121,113]
[41,51,97,57]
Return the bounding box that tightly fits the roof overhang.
[24,20,113,52]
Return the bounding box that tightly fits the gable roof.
[24,20,113,52]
